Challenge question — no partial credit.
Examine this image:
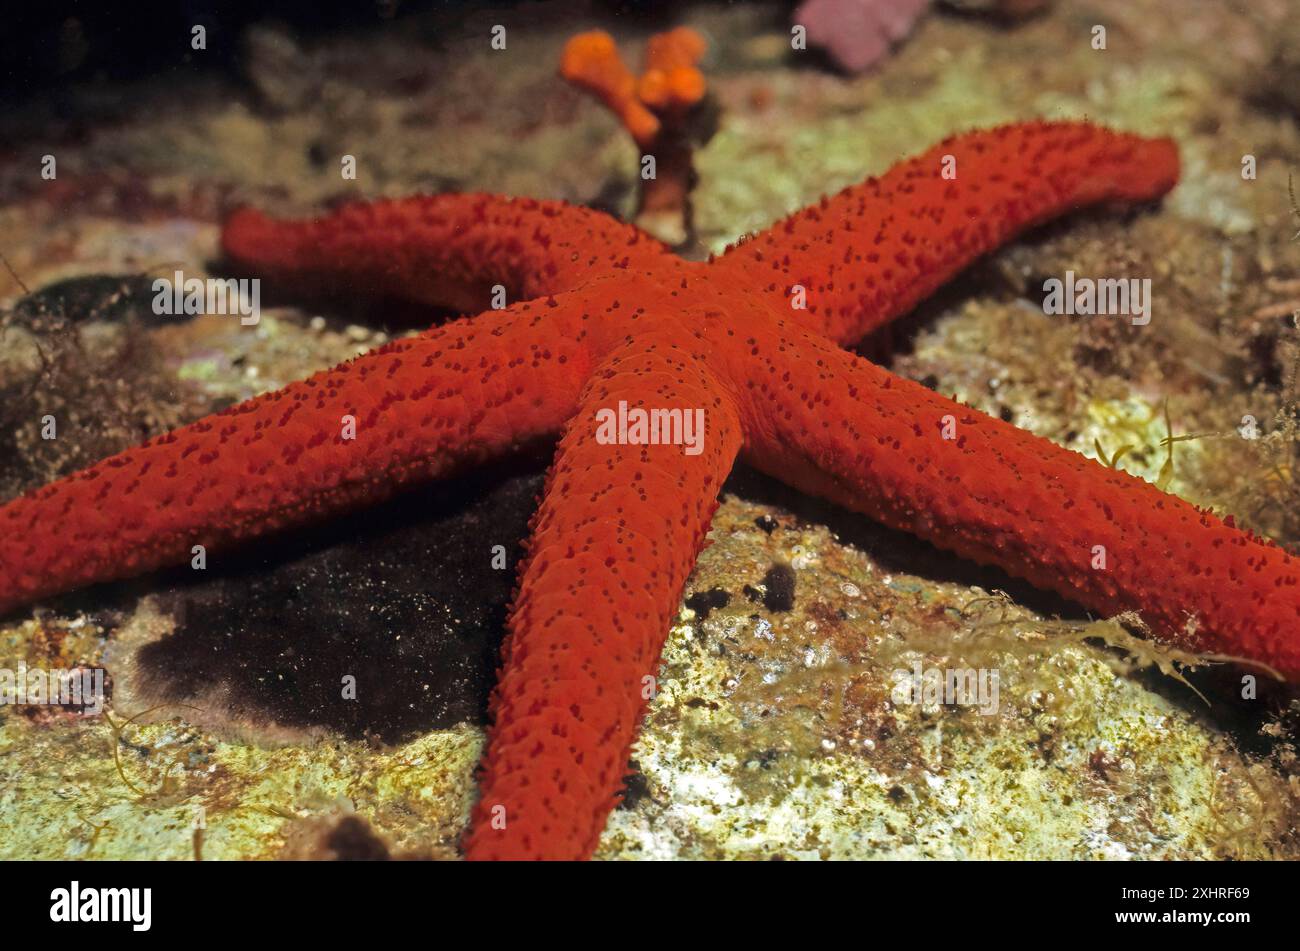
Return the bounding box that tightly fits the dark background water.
[1,0,694,99]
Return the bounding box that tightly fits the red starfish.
[2,121,1294,861]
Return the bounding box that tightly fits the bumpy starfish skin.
[2,121,1294,860]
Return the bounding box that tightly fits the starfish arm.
[222,194,670,314]
[0,305,588,616]
[739,325,1300,677]
[714,120,1179,345]
[464,340,743,859]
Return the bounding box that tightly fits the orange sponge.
[560,27,707,147]
[643,25,706,73]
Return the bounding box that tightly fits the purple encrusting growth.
[794,0,931,73]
